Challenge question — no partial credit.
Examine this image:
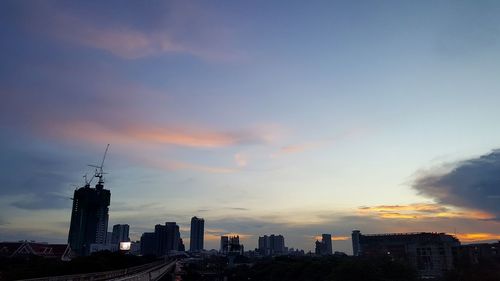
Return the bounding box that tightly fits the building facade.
[111,224,130,245]
[258,234,285,256]
[352,230,460,278]
[67,182,110,256]
[189,216,204,252]
[140,232,156,256]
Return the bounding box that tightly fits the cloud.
[16,1,242,61]
[358,203,493,220]
[234,153,248,167]
[455,233,500,243]
[413,149,500,219]
[46,120,267,149]
[145,158,236,174]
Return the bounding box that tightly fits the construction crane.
[88,144,110,189]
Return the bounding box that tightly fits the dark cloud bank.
[413,149,500,220]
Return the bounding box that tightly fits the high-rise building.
[352,230,460,278]
[351,230,361,256]
[220,236,229,254]
[67,180,110,256]
[220,235,243,255]
[189,216,204,252]
[321,234,333,255]
[165,222,180,252]
[140,232,156,256]
[111,224,130,244]
[154,222,181,256]
[258,234,285,256]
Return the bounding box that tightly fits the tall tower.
[189,216,204,252]
[322,234,333,255]
[67,182,110,256]
[352,230,361,256]
[67,145,111,256]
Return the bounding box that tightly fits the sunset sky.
[1,1,499,253]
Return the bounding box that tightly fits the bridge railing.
[18,260,166,281]
[110,261,175,281]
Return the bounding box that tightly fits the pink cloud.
[44,120,268,149]
[26,2,243,61]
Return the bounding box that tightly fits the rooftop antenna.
[89,144,110,190]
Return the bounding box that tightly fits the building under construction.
[67,145,111,256]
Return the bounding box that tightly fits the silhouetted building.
[321,234,333,255]
[352,230,361,256]
[140,232,156,256]
[189,216,204,252]
[315,240,322,255]
[154,222,181,256]
[455,241,500,264]
[67,181,110,256]
[220,236,229,254]
[165,222,180,252]
[258,234,285,256]
[352,230,460,278]
[221,235,243,255]
[111,224,130,244]
[178,238,185,252]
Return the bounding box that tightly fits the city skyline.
[1,0,500,254]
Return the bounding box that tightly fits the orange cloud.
[455,233,500,242]
[358,203,495,220]
[47,120,267,149]
[313,235,349,241]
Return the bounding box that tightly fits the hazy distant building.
[315,240,322,255]
[258,234,285,256]
[314,234,333,255]
[111,224,130,244]
[352,230,460,278]
[67,180,110,256]
[140,232,156,256]
[189,216,204,252]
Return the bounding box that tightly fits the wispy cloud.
[358,203,494,220]
[455,233,500,242]
[21,1,243,61]
[48,120,267,149]
[273,127,372,156]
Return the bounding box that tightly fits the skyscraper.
[165,222,180,252]
[321,234,333,255]
[111,224,130,245]
[189,216,204,252]
[67,180,111,256]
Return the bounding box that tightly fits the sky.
[0,0,499,254]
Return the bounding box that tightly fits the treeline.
[225,256,418,281]
[0,251,157,280]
